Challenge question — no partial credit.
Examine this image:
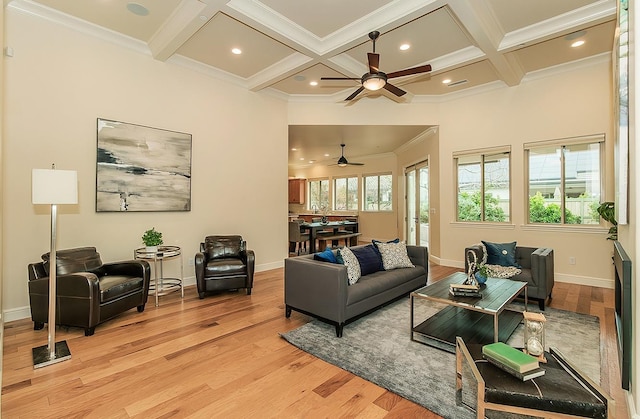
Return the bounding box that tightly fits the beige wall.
[3,7,288,319]
[289,57,615,288]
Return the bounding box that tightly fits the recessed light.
[299,157,305,161]
[308,160,315,164]
[309,81,318,86]
[399,44,410,51]
[291,148,297,151]
[442,79,451,84]
[571,40,585,48]
[324,153,330,157]
[231,48,242,55]
[126,2,149,16]
[199,15,208,21]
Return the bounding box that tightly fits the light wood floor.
[2,264,630,418]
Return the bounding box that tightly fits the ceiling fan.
[321,30,432,101]
[332,144,364,167]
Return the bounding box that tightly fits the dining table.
[300,220,359,253]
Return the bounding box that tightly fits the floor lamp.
[31,167,78,368]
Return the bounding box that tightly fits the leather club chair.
[27,247,151,336]
[195,235,255,298]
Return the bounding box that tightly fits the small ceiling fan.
[321,30,432,101]
[332,144,364,167]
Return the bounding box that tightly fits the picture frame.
[96,118,192,212]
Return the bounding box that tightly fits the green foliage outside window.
[529,192,581,224]
[458,191,506,222]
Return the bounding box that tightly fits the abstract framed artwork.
[96,118,192,212]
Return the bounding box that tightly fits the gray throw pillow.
[375,241,415,270]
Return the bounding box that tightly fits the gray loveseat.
[285,244,428,337]
[465,244,554,310]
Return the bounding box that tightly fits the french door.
[405,160,429,246]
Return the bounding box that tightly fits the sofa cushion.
[482,241,521,268]
[204,235,244,260]
[338,247,361,285]
[351,244,383,276]
[375,241,415,270]
[346,265,426,305]
[100,275,145,303]
[314,247,338,263]
[42,247,103,275]
[205,259,247,278]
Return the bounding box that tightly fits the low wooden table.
[410,272,527,353]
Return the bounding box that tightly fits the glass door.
[405,160,429,246]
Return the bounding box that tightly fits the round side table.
[134,245,184,306]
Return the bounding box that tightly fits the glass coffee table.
[411,272,527,353]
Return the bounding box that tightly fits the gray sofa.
[465,244,554,310]
[285,244,428,337]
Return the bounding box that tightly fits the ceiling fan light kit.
[334,144,364,167]
[321,30,432,101]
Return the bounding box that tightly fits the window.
[455,147,510,222]
[363,174,392,211]
[526,135,603,225]
[334,176,358,210]
[308,179,329,211]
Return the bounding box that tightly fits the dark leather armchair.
[27,247,151,336]
[465,244,554,310]
[195,235,255,298]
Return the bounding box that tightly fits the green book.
[484,357,546,381]
[482,342,539,373]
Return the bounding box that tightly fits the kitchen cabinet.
[288,179,305,204]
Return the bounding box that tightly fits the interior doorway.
[405,160,429,246]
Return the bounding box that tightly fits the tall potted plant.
[142,227,163,252]
[596,202,617,240]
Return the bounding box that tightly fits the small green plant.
[596,201,618,240]
[142,227,163,246]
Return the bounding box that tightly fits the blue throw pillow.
[314,247,338,263]
[482,241,521,268]
[351,244,383,276]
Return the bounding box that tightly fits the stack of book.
[482,342,545,381]
[449,283,482,298]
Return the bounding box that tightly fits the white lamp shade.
[32,169,78,204]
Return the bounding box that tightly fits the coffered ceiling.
[9,0,618,166]
[15,0,616,99]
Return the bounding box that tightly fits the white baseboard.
[438,259,613,289]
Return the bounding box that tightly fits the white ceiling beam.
[148,0,216,62]
[448,0,524,87]
[247,52,313,91]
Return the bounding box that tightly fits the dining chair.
[289,220,310,255]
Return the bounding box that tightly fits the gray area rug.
[281,297,600,419]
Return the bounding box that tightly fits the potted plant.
[475,264,489,285]
[596,202,617,240]
[142,227,163,252]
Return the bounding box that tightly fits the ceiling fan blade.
[321,77,360,80]
[387,64,432,79]
[368,53,380,73]
[345,86,365,101]
[347,162,365,166]
[384,82,406,97]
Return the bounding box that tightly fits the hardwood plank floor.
[2,264,629,418]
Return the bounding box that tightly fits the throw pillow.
[482,241,521,268]
[338,247,361,285]
[351,245,383,276]
[313,247,338,263]
[375,241,415,270]
[371,238,400,258]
